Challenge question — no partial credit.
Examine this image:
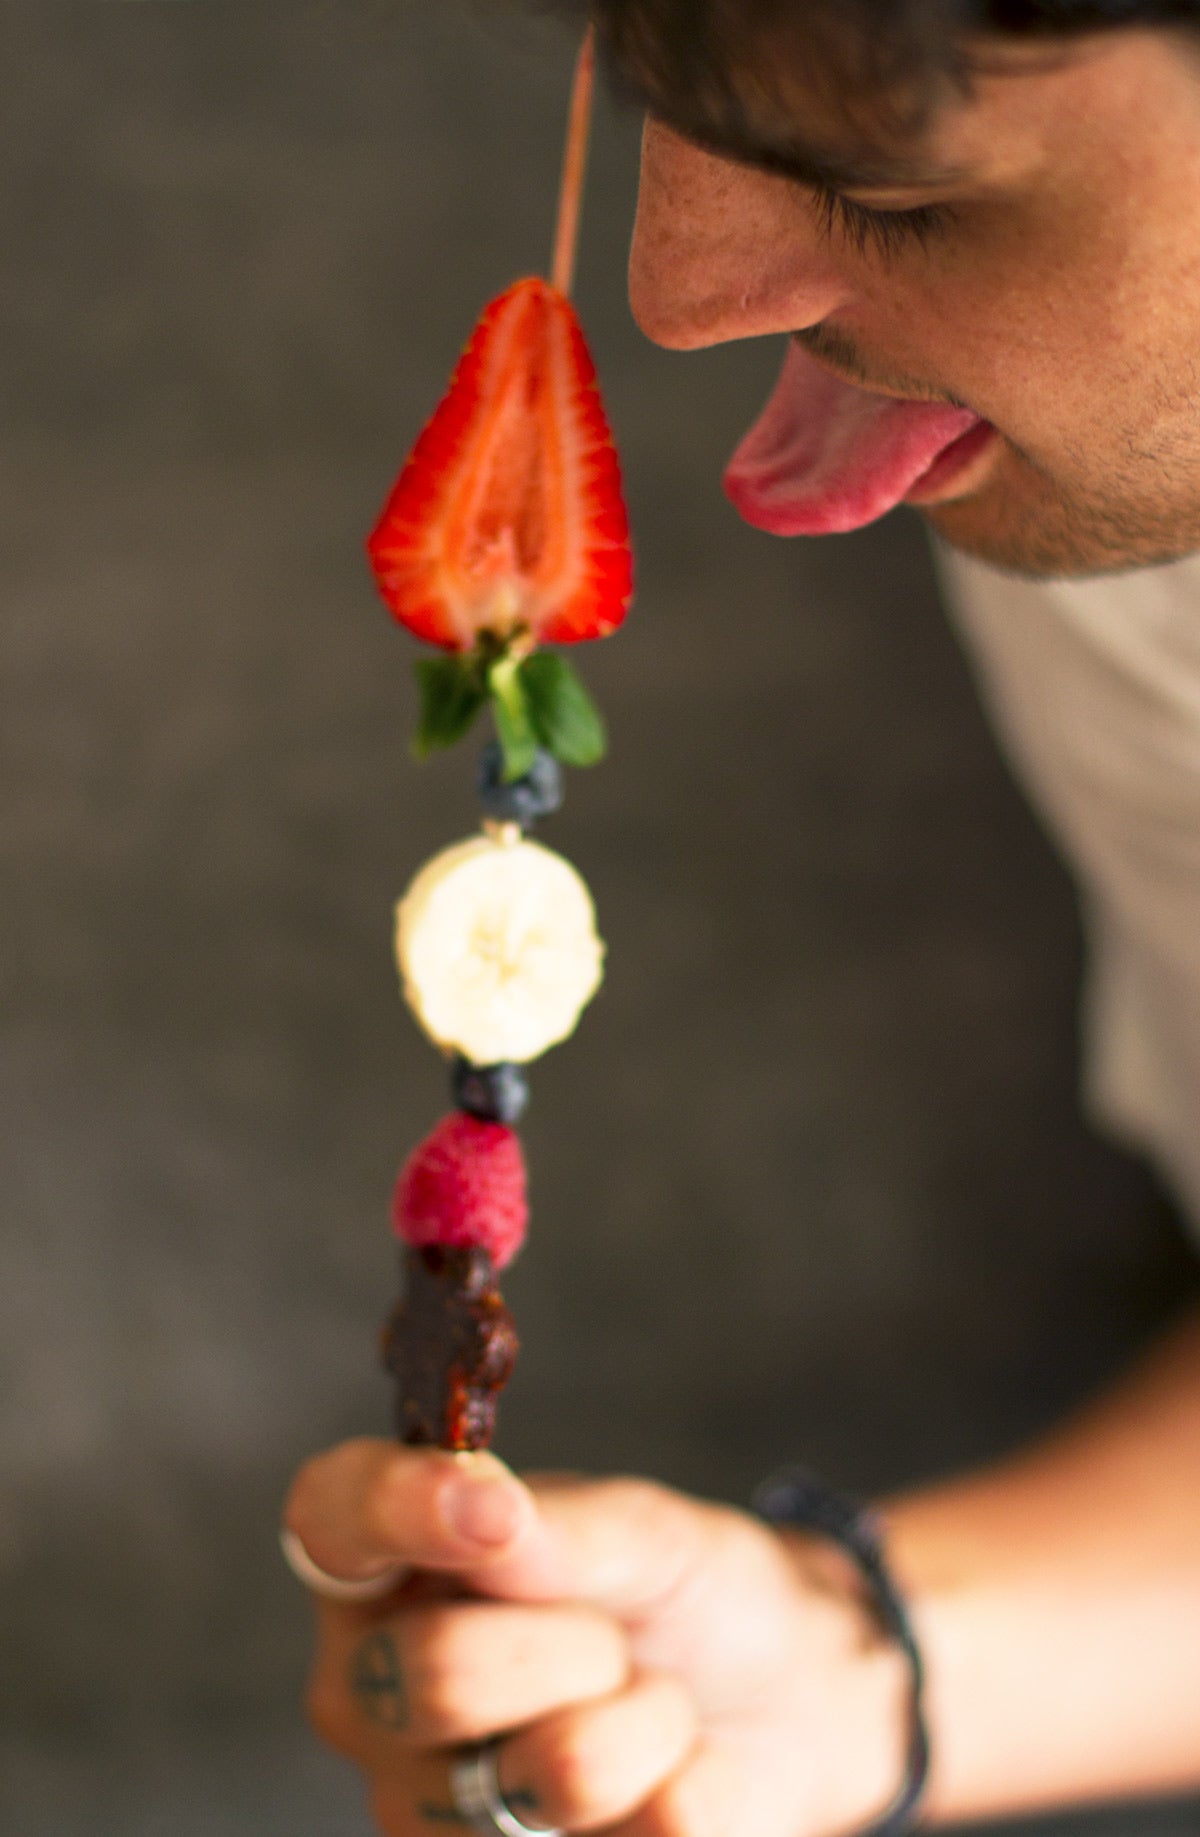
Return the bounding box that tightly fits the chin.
[921,460,1200,580]
[920,498,1086,578]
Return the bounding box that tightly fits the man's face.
[627,30,1200,575]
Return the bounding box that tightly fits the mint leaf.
[520,651,607,767]
[486,654,539,781]
[412,654,486,759]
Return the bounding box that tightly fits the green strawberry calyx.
[412,633,607,782]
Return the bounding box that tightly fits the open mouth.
[902,418,999,505]
[723,340,995,536]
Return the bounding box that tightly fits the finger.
[328,1599,629,1749]
[497,1673,698,1831]
[284,1438,535,1582]
[362,1683,697,1837]
[365,1752,489,1837]
[603,1743,744,1837]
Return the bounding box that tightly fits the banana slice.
[395,832,604,1065]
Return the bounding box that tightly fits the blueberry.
[477,742,563,827]
[452,1056,530,1126]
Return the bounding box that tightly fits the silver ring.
[450,1742,560,1837]
[279,1526,407,1603]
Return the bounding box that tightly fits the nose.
[628,118,851,350]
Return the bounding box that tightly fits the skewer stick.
[550,24,596,297]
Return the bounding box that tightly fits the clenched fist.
[283,1440,908,1837]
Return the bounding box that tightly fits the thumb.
[284,1439,538,1581]
[285,1443,739,1622]
[458,1474,726,1616]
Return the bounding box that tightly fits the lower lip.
[903,419,999,504]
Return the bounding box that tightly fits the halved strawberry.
[367,277,632,652]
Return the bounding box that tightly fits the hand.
[284,1440,909,1837]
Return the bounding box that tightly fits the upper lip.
[791,334,979,415]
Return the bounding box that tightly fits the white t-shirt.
[936,543,1200,1236]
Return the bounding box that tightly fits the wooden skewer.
[550,24,596,297]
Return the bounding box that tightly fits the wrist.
[755,1470,929,1837]
[781,1535,915,1837]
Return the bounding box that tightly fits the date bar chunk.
[383,1244,519,1451]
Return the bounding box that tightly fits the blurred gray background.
[1,4,1198,1832]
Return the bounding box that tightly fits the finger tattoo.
[349,1628,407,1728]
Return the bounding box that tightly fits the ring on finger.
[279,1525,407,1603]
[450,1741,562,1837]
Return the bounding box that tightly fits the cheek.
[884,204,1155,456]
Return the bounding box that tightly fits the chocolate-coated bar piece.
[382,1244,519,1451]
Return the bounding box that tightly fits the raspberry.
[392,1112,528,1270]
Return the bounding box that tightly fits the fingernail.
[445,1459,526,1548]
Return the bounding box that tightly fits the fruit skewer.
[366,27,632,1452]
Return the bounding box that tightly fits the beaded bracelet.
[753,1467,930,1837]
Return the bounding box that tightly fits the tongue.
[723,340,980,536]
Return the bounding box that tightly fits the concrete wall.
[0,6,1196,1831]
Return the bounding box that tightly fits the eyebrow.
[599,47,968,192]
[742,137,967,192]
[657,108,968,193]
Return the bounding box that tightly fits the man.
[284,5,1200,1831]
